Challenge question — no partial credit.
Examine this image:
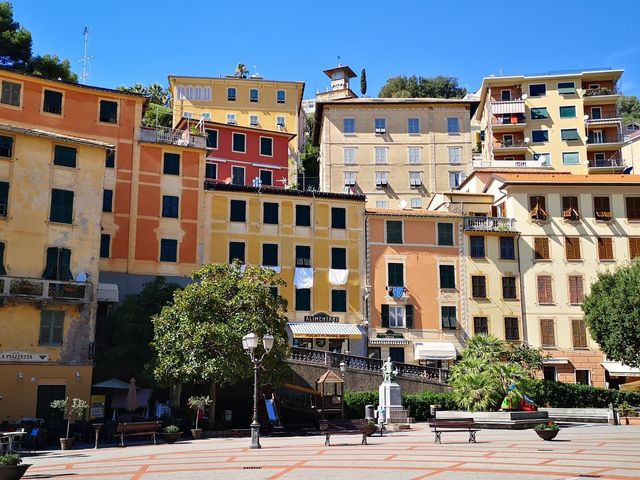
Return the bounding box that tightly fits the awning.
[287,322,362,339]
[97,283,119,302]
[490,100,525,115]
[544,357,570,365]
[601,361,640,377]
[369,338,410,346]
[92,378,131,389]
[414,342,457,360]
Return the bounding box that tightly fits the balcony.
[493,139,528,153]
[583,87,619,104]
[472,158,548,169]
[464,216,517,233]
[490,99,525,115]
[586,134,627,150]
[139,126,206,149]
[0,276,90,303]
[492,113,527,131]
[588,156,626,172]
[585,111,621,125]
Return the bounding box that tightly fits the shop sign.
[376,330,404,339]
[304,312,339,323]
[0,351,49,362]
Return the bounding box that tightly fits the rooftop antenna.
[337,55,341,67]
[80,26,92,85]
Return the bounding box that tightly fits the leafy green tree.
[583,260,640,367]
[379,74,467,99]
[360,68,367,96]
[618,96,640,124]
[0,1,31,67]
[29,54,78,82]
[118,83,173,127]
[151,262,289,419]
[299,116,319,189]
[507,342,549,373]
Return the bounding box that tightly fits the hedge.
[344,390,455,421]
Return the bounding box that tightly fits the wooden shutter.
[565,237,581,260]
[537,275,552,304]
[598,238,613,260]
[594,196,612,221]
[52,312,64,344]
[626,197,640,220]
[42,247,58,279]
[540,319,555,347]
[381,305,390,328]
[569,275,584,304]
[562,196,579,220]
[0,242,5,275]
[572,319,588,348]
[630,237,640,259]
[405,305,414,329]
[534,237,549,259]
[530,196,547,220]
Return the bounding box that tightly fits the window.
[386,220,403,244]
[374,147,387,164]
[39,311,64,346]
[540,319,555,348]
[162,195,179,218]
[562,152,580,165]
[206,129,218,149]
[42,247,72,280]
[163,153,180,175]
[102,189,113,213]
[0,135,13,157]
[626,197,640,220]
[1,80,21,106]
[474,317,488,335]
[561,129,580,141]
[593,196,612,221]
[259,137,273,156]
[230,199,246,222]
[375,171,388,187]
[53,145,77,168]
[49,188,74,224]
[537,275,553,304]
[500,237,516,259]
[568,275,585,304]
[262,243,278,267]
[227,87,236,101]
[438,223,454,246]
[439,265,455,289]
[332,290,347,312]
[448,147,461,164]
[260,169,272,186]
[502,276,517,299]
[331,247,346,270]
[227,113,236,124]
[205,162,217,180]
[0,181,8,216]
[374,118,386,133]
[441,306,457,329]
[295,245,311,267]
[343,118,355,134]
[559,105,576,118]
[572,319,588,348]
[392,305,412,328]
[505,317,520,341]
[447,117,460,133]
[43,89,63,114]
[105,150,115,168]
[630,237,640,259]
[295,288,311,311]
[250,88,259,102]
[530,107,549,119]
[472,276,487,298]
[562,196,580,220]
[597,237,614,260]
[232,133,246,153]
[376,200,388,209]
[277,90,286,104]
[250,115,259,126]
[558,82,576,94]
[99,234,110,258]
[470,236,485,258]
[449,171,465,189]
[344,171,356,187]
[529,196,548,221]
[99,100,118,123]
[565,237,581,260]
[410,198,422,209]
[408,147,421,164]
[231,166,245,185]
[543,366,557,381]
[531,130,549,143]
[386,262,405,288]
[229,242,246,263]
[276,116,285,128]
[160,239,177,262]
[408,118,420,134]
[343,147,356,164]
[331,207,346,229]
[529,84,546,97]
[575,370,590,386]
[534,237,550,260]
[263,202,279,224]
[409,171,421,187]
[533,153,551,165]
[296,205,311,226]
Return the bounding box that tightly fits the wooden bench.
[114,421,162,447]
[319,419,373,446]
[427,418,479,444]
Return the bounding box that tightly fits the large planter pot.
[362,426,377,437]
[59,437,74,450]
[622,417,640,425]
[161,432,181,444]
[535,429,559,441]
[191,428,203,440]
[0,464,32,480]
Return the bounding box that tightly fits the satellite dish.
[524,137,530,144]
[521,94,528,100]
[584,115,589,120]
[399,200,408,210]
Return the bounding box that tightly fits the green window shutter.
[561,129,580,141]
[405,305,414,329]
[388,263,404,286]
[39,312,52,344]
[59,248,72,280]
[530,107,549,119]
[52,312,64,344]
[42,247,58,279]
[0,242,5,275]
[559,106,576,118]
[381,305,390,328]
[558,82,576,95]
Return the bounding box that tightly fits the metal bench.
[319,419,373,446]
[428,418,479,444]
[114,421,161,447]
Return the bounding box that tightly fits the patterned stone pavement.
[22,424,640,480]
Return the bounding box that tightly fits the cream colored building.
[622,122,640,174]
[475,69,626,173]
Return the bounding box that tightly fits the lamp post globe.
[243,332,274,449]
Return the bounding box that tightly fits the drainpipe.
[515,230,528,343]
[364,214,371,355]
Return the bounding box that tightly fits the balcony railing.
[464,216,516,232]
[584,87,619,97]
[139,126,206,148]
[1,276,90,303]
[587,134,628,145]
[489,99,525,115]
[386,285,407,299]
[492,114,526,125]
[493,140,528,149]
[588,157,625,168]
[585,112,621,122]
[473,159,548,169]
[289,346,448,383]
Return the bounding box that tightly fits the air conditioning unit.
[410,179,422,187]
[375,128,386,134]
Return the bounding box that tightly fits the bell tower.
[316,65,358,101]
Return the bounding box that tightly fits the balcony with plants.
[1,276,89,303]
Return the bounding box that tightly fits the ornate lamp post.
[242,332,275,449]
[339,361,346,419]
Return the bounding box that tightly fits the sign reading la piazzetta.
[0,351,49,362]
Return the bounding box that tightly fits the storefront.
[602,361,640,389]
[413,341,457,368]
[287,314,364,354]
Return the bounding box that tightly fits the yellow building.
[204,183,367,354]
[475,69,625,173]
[0,124,112,421]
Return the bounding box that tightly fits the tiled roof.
[496,173,640,185]
[0,122,115,149]
[204,182,366,202]
[365,208,462,218]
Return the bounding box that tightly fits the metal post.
[250,358,261,449]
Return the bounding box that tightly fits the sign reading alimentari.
[303,312,339,323]
[0,351,49,362]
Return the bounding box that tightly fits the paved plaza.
[23,424,640,480]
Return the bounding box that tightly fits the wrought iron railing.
[585,112,621,121]
[587,134,628,144]
[588,157,625,168]
[139,126,206,148]
[584,87,619,96]
[464,216,516,232]
[1,276,89,302]
[493,140,528,149]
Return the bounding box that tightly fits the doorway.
[389,347,405,363]
[36,384,66,420]
[543,366,557,381]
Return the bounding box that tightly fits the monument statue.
[381,357,398,383]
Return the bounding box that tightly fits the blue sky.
[14,0,640,97]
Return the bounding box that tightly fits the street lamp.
[242,332,275,449]
[339,361,346,419]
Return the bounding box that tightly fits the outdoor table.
[92,423,104,449]
[0,431,25,453]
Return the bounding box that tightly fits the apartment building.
[475,69,626,173]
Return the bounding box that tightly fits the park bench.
[319,419,374,446]
[114,421,162,447]
[427,418,479,444]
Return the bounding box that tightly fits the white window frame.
[375,171,389,187]
[376,200,388,208]
[448,146,461,164]
[447,117,460,134]
[259,169,273,186]
[205,161,218,180]
[259,136,273,157]
[276,116,286,128]
[389,305,406,328]
[232,132,246,153]
[277,90,286,104]
[408,117,420,134]
[374,147,388,165]
[449,171,465,189]
[410,198,422,209]
[343,147,356,165]
[231,166,245,185]
[227,113,237,125]
[250,114,259,126]
[533,153,551,165]
[575,369,591,386]
[408,147,421,165]
[343,118,355,134]
[562,152,580,165]
[529,83,547,97]
[374,118,386,134]
[409,171,422,187]
[344,171,356,186]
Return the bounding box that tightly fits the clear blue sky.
[14,0,640,97]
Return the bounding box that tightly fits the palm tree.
[235,63,248,79]
[147,83,169,106]
[463,334,507,362]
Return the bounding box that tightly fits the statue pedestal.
[378,382,412,429]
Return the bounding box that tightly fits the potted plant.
[534,421,560,441]
[50,397,89,450]
[187,395,211,439]
[160,425,181,444]
[618,402,639,425]
[0,454,31,480]
[362,418,377,437]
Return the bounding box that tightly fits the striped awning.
[490,100,525,115]
[287,322,362,339]
[368,338,410,346]
[414,342,457,360]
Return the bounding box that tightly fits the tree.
[360,68,367,96]
[0,1,31,67]
[618,96,640,124]
[151,262,290,420]
[118,83,173,127]
[379,75,467,99]
[29,54,78,82]
[583,260,640,367]
[235,63,248,79]
[299,116,319,189]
